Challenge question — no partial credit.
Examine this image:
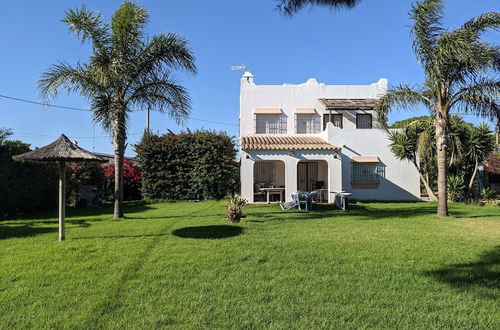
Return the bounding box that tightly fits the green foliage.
[135,130,239,201]
[225,195,247,223]
[66,162,106,205]
[389,116,433,129]
[447,176,465,202]
[276,0,361,16]
[0,140,58,218]
[480,188,497,201]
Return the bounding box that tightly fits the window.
[254,162,275,183]
[351,163,382,183]
[356,114,372,129]
[296,114,320,133]
[323,114,343,130]
[255,114,287,134]
[351,162,385,189]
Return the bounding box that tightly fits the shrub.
[225,195,247,223]
[447,176,465,202]
[135,130,239,200]
[103,159,142,201]
[0,140,58,218]
[480,188,497,201]
[66,162,106,205]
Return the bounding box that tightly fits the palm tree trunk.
[113,116,126,219]
[468,159,479,190]
[435,112,449,217]
[412,159,438,202]
[419,172,438,201]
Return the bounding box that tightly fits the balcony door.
[297,162,318,192]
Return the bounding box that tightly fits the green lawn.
[0,201,499,329]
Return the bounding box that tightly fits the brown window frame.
[323,114,343,130]
[356,114,372,129]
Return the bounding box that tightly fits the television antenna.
[231,64,247,72]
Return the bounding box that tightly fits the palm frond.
[452,77,500,119]
[375,84,434,129]
[63,6,110,55]
[38,61,102,101]
[127,72,191,124]
[410,0,444,75]
[276,0,360,16]
[111,2,148,57]
[124,33,197,97]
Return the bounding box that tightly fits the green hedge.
[135,130,239,200]
[0,140,58,219]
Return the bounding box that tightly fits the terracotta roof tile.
[241,136,339,151]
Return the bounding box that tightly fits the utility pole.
[146,105,150,132]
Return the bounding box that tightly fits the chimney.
[242,71,254,84]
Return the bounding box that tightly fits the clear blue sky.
[0,0,498,156]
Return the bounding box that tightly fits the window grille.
[356,114,372,129]
[255,114,287,134]
[296,114,321,133]
[254,162,275,183]
[323,114,343,130]
[351,163,384,182]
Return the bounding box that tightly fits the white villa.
[239,72,421,203]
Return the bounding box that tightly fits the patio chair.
[254,183,265,202]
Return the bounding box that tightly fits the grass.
[0,201,499,329]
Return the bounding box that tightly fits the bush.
[103,159,142,201]
[447,176,465,202]
[66,162,106,205]
[480,188,497,201]
[0,140,58,218]
[135,130,239,200]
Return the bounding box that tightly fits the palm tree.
[375,0,499,217]
[465,123,495,189]
[39,2,197,218]
[276,0,361,15]
[388,118,438,201]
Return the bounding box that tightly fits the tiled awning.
[241,136,339,151]
[295,108,316,114]
[319,98,378,110]
[351,156,380,163]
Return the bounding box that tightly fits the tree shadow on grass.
[424,246,500,299]
[0,224,56,240]
[172,225,243,239]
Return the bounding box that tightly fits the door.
[297,162,318,192]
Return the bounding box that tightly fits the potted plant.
[225,195,247,223]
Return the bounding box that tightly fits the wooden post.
[59,160,66,241]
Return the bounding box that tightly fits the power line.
[0,93,239,127]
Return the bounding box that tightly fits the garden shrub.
[103,159,142,201]
[447,176,465,202]
[135,130,239,200]
[0,140,58,218]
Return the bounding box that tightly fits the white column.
[328,156,342,203]
[59,160,66,241]
[240,154,255,203]
[285,157,299,202]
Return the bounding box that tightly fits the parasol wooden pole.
[59,160,66,241]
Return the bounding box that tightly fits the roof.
[319,98,379,110]
[351,156,380,163]
[241,136,339,151]
[13,134,106,162]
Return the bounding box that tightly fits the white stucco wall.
[239,73,420,202]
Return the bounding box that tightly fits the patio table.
[260,187,285,204]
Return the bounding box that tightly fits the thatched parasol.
[13,134,105,241]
